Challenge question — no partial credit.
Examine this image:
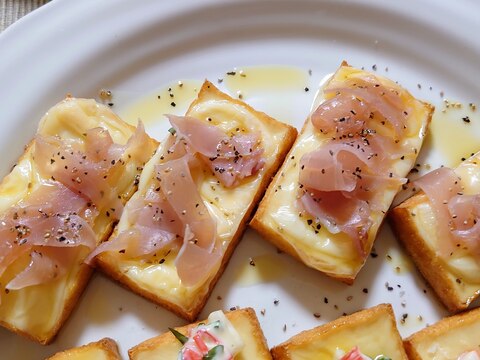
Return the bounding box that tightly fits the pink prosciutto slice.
[0,182,96,292]
[175,225,222,287]
[311,93,407,170]
[167,114,264,187]
[340,347,367,360]
[414,167,462,256]
[89,150,220,287]
[34,121,150,220]
[6,247,80,290]
[325,74,409,138]
[299,190,372,255]
[298,140,405,256]
[448,194,480,256]
[311,93,369,136]
[415,167,480,257]
[298,70,412,258]
[299,141,377,193]
[155,155,216,251]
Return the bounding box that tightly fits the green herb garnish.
[168,327,188,345]
[203,345,224,360]
[374,356,392,360]
[212,320,221,329]
[168,127,176,135]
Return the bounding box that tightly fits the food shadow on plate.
[0,270,185,359]
[202,227,384,324]
[51,272,185,354]
[206,220,452,340]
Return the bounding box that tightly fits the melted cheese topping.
[410,153,480,303]
[283,313,404,360]
[410,318,480,360]
[257,66,431,279]
[48,347,111,360]
[130,310,270,360]
[105,90,289,311]
[0,98,151,341]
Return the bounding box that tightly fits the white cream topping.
[177,311,244,359]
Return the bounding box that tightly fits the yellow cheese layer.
[284,313,404,359]
[109,92,287,311]
[411,319,480,360]
[0,98,151,341]
[410,153,480,303]
[49,347,111,360]
[257,66,430,278]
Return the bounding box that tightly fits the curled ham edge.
[414,167,480,259]
[0,182,97,296]
[298,71,409,259]
[298,145,405,257]
[88,113,268,287]
[88,115,265,287]
[167,114,265,188]
[339,346,377,360]
[0,121,149,293]
[34,121,150,220]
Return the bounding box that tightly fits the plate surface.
[1,0,480,358]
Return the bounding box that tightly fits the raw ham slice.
[35,133,123,219]
[85,121,150,164]
[351,171,406,210]
[168,114,264,187]
[155,156,216,251]
[128,190,183,232]
[85,186,184,263]
[299,70,412,259]
[90,117,262,286]
[340,346,368,360]
[6,247,79,290]
[85,225,177,263]
[84,127,122,162]
[311,108,407,165]
[299,141,375,193]
[0,182,96,291]
[326,75,408,138]
[448,194,480,255]
[311,93,369,135]
[416,167,480,257]
[298,140,405,256]
[175,225,222,287]
[299,191,372,256]
[122,121,153,161]
[89,153,220,287]
[34,121,150,220]
[414,167,462,257]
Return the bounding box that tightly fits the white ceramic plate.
[1,0,480,358]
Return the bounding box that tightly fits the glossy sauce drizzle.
[429,101,479,168]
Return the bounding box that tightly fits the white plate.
[1,0,480,358]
